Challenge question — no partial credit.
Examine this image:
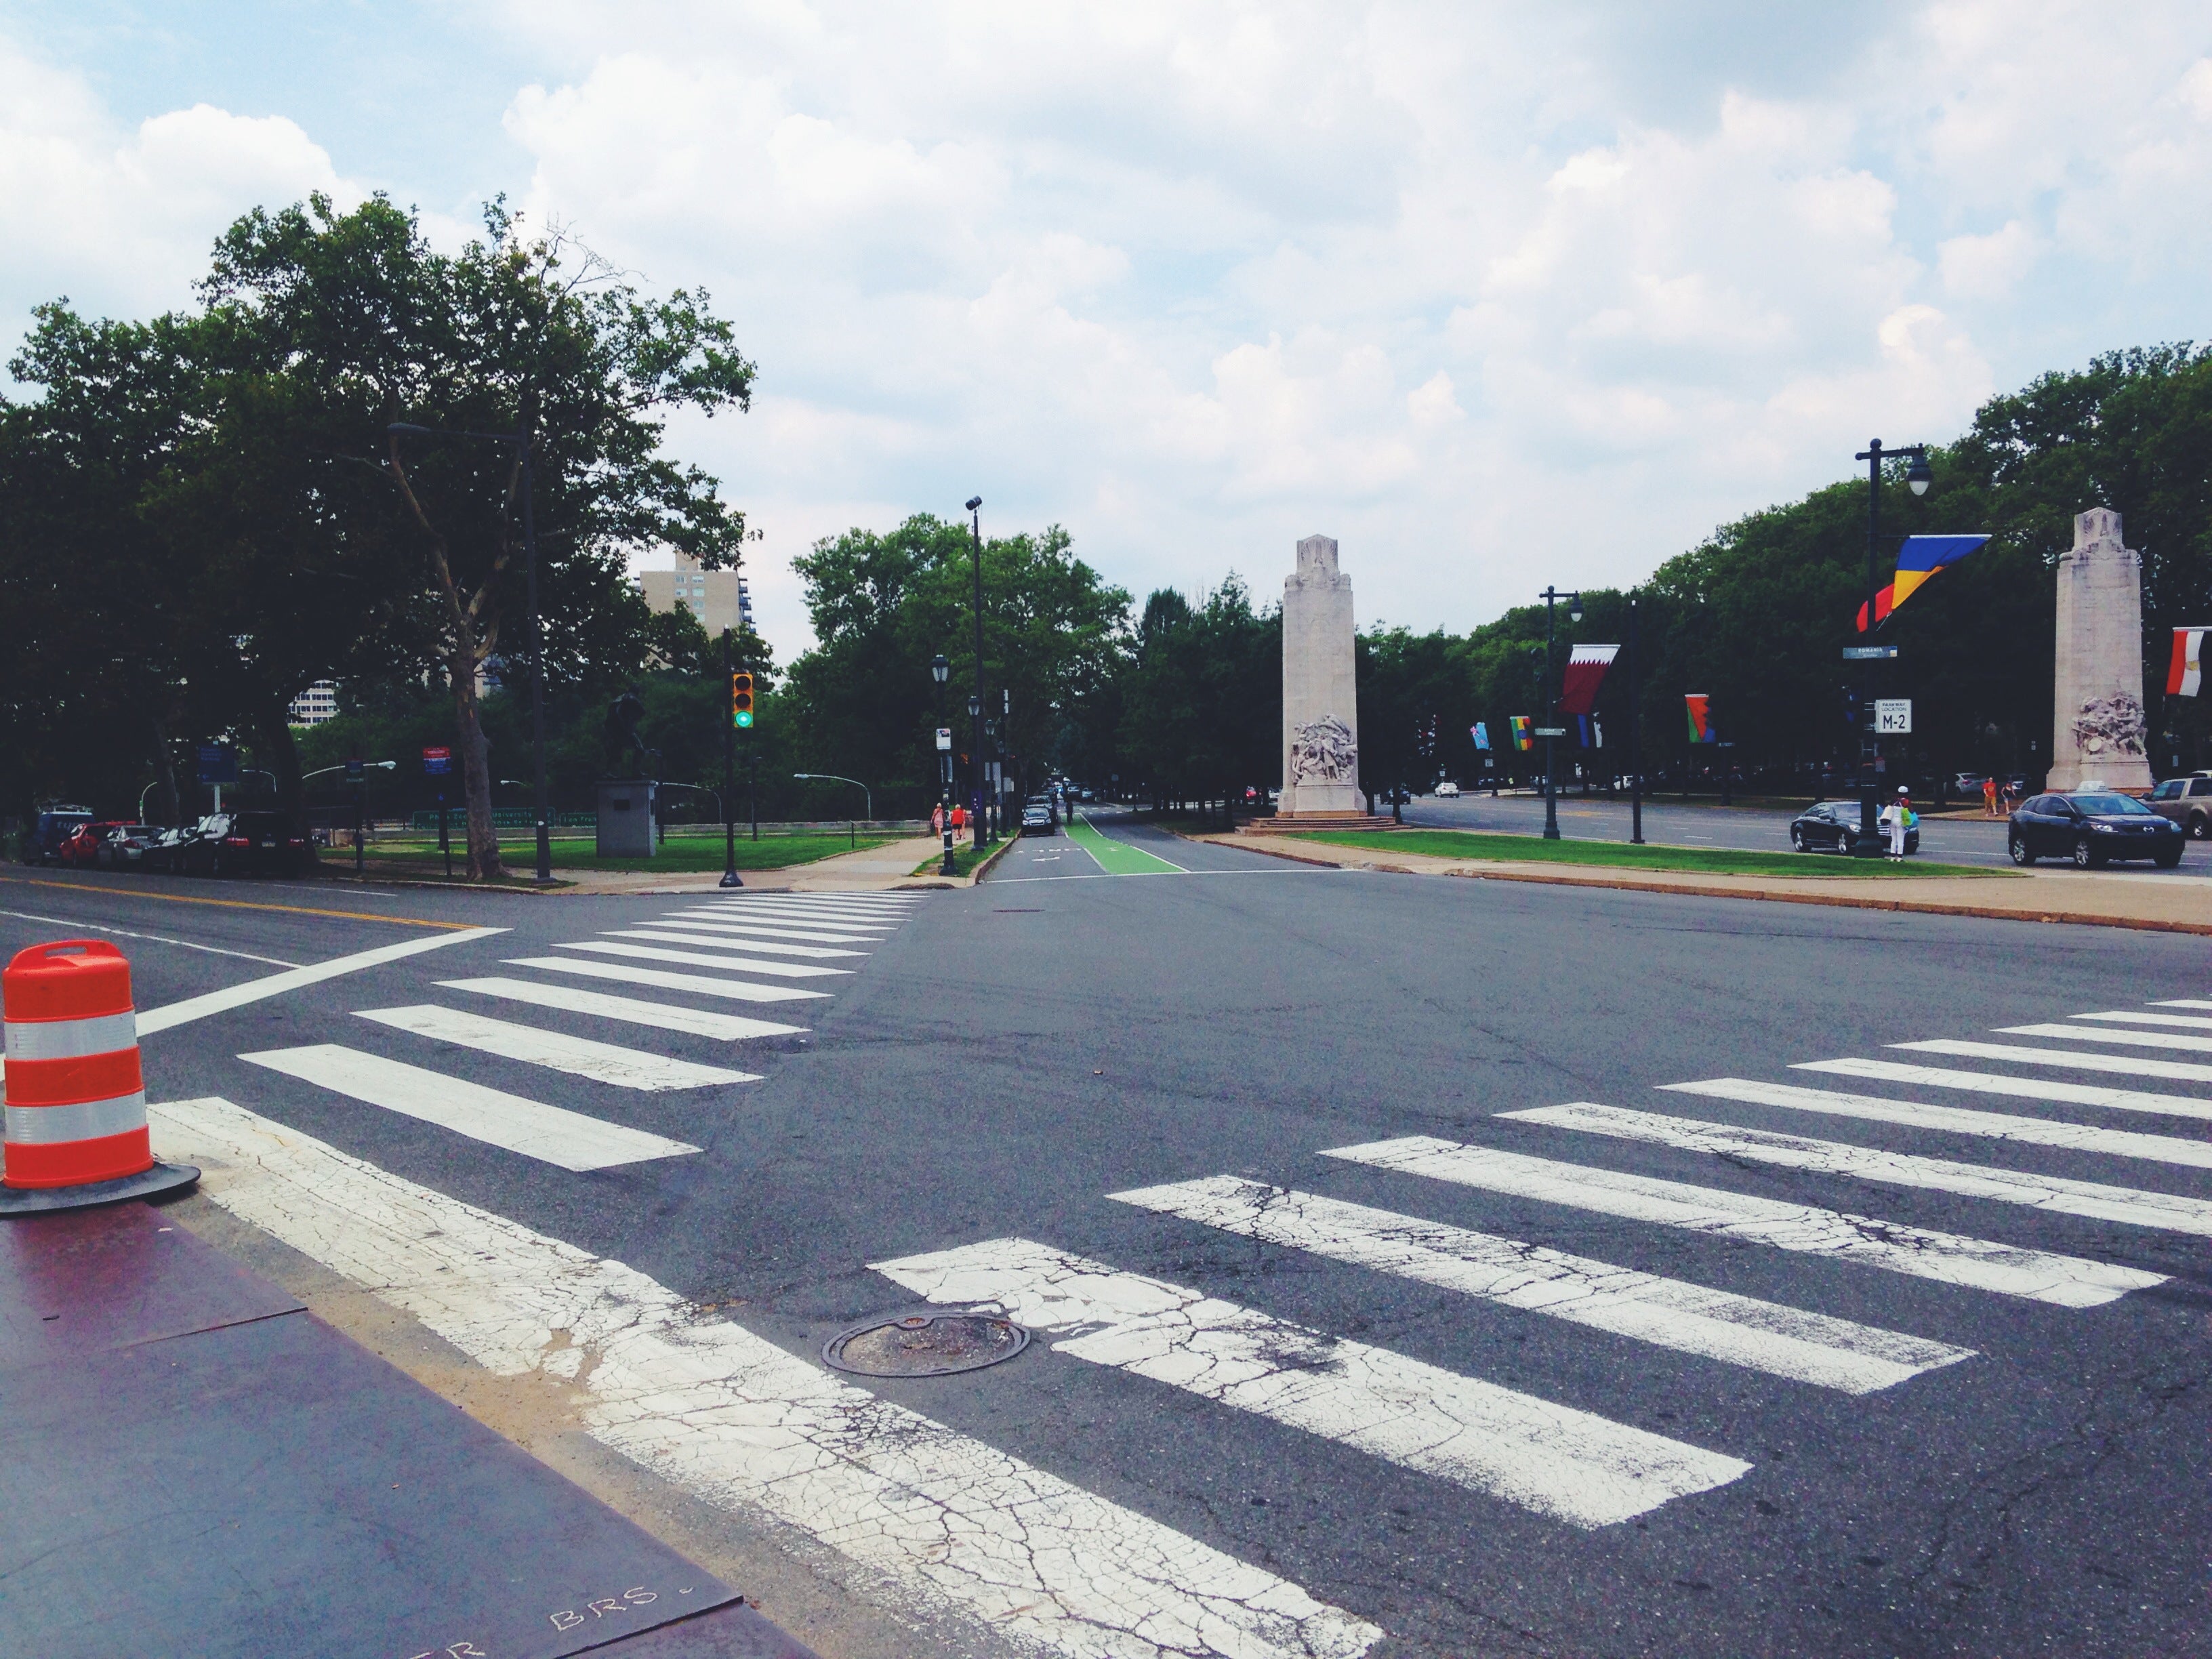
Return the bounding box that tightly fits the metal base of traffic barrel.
[0,1161,199,1216]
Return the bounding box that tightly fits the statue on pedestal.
[2049,508,2152,791]
[1279,535,1363,816]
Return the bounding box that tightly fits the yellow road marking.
[0,875,472,930]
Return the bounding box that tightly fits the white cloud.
[12,2,2212,656]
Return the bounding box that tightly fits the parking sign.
[1875,699,1912,735]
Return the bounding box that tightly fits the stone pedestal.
[1279,533,1363,815]
[595,778,659,857]
[2049,508,2152,792]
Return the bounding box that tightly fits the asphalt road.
[3,838,2208,1658]
[1401,787,2212,873]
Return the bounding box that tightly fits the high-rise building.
[287,680,340,726]
[638,554,749,639]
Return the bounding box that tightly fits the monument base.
[1244,812,1398,834]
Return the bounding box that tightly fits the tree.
[198,194,756,876]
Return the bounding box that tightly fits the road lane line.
[505,957,828,1004]
[0,873,477,927]
[136,926,506,1036]
[605,928,868,960]
[148,1097,1380,1659]
[1321,1136,2162,1307]
[1795,1058,2212,1123]
[2003,1022,2212,1053]
[1665,1078,2212,1170]
[1112,1176,1972,1394]
[873,1237,1748,1527]
[438,978,808,1040]
[238,1044,699,1170]
[1893,1038,2212,1084]
[1505,1103,2212,1237]
[354,1006,758,1090]
[553,941,850,979]
[0,907,299,967]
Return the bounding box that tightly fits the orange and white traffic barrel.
[1,939,196,1214]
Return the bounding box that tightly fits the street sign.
[422,745,452,775]
[344,758,365,785]
[1533,726,1567,738]
[936,728,953,752]
[196,745,237,785]
[1843,646,1898,660]
[1875,699,1913,735]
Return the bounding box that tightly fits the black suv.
[147,812,315,876]
[2009,791,2184,867]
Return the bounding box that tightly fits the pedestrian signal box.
[731,672,755,729]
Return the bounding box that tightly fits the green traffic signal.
[735,710,754,729]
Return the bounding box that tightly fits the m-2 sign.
[1875,699,1913,735]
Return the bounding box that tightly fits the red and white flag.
[1559,643,1619,716]
[2169,628,2210,697]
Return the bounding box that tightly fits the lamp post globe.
[932,654,949,684]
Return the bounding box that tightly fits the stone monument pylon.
[2049,506,2152,792]
[1279,533,1363,816]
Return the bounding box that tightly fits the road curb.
[1203,834,2212,937]
[897,829,1021,889]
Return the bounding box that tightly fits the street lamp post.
[793,773,873,823]
[720,628,742,888]
[1539,586,1582,840]
[965,497,989,850]
[1851,439,1933,855]
[933,655,958,876]
[1627,592,1645,845]
[387,421,553,883]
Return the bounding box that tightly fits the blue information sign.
[196,745,237,785]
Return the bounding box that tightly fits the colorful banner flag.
[1471,722,1490,751]
[1685,694,1715,745]
[1856,533,1990,631]
[1559,642,1620,716]
[2169,628,2210,697]
[1511,715,1534,752]
[1576,714,1594,748]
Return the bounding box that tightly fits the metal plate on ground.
[822,1309,1029,1377]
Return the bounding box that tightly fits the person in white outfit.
[1880,787,1912,859]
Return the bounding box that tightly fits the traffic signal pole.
[720,630,741,888]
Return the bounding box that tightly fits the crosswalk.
[163,899,2212,1657]
[234,890,922,1167]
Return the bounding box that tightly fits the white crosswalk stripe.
[150,1097,1377,1659]
[1322,1135,2163,1305]
[354,1004,758,1090]
[1664,1077,2212,1170]
[552,940,851,979]
[665,918,890,943]
[1504,1101,2212,1236]
[611,927,867,959]
[2150,998,2212,1012]
[505,956,830,1003]
[1893,1037,2212,1084]
[1111,1176,1973,1393]
[2077,1010,2212,1031]
[436,977,808,1041]
[239,1044,701,1170]
[2001,1021,2212,1054]
[872,1236,1752,1528]
[1795,1057,2212,1123]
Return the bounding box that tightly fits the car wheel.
[2192,814,2210,840]
[2008,835,2034,866]
[2155,847,2184,869]
[2071,837,2098,868]
[1790,826,1806,851]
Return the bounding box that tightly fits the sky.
[5,1,2210,659]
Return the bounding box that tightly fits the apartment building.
[637,553,752,638]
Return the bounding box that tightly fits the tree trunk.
[447,653,504,879]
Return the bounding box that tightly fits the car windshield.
[2072,794,2152,815]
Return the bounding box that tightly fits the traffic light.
[731,672,755,729]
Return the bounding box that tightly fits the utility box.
[596,779,659,857]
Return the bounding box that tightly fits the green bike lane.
[1063,811,1191,874]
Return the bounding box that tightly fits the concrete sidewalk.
[541,836,950,895]
[1209,828,2212,935]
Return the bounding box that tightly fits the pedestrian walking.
[931,803,944,836]
[1982,775,1999,817]
[1880,786,1912,859]
[951,804,967,836]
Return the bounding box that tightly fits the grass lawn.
[359,834,888,874]
[912,839,994,877]
[1282,828,2010,880]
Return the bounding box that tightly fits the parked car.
[1788,800,1919,857]
[2009,791,2184,867]
[96,824,162,869]
[2145,773,2212,838]
[1021,803,1054,836]
[57,820,131,867]
[18,806,94,865]
[1435,781,1462,798]
[144,811,314,876]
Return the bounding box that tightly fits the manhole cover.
[823,1309,1030,1377]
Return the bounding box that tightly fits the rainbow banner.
[1511,716,1534,752]
[1856,534,1990,631]
[1685,693,1715,744]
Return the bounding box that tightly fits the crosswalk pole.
[720,628,741,888]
